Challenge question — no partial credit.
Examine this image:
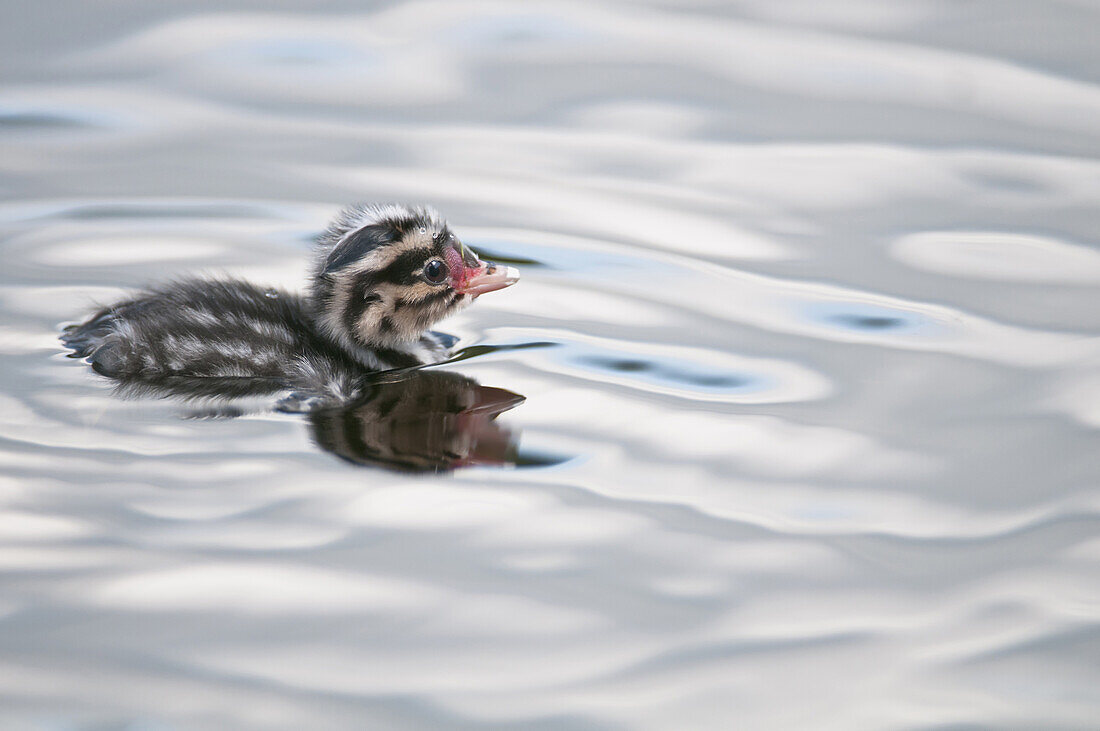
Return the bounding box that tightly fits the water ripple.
[486,330,831,404]
[3,1,1099,728]
[893,230,1100,284]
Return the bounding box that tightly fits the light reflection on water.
[2,1,1100,729]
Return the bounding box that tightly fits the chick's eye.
[423,259,448,284]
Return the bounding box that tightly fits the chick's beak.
[458,260,521,297]
[444,242,520,297]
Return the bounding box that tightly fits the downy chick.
[61,204,519,407]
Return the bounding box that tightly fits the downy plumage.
[61,203,520,409]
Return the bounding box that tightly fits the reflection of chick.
[61,204,519,407]
[310,370,524,472]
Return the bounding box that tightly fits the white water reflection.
[893,230,1100,283]
[93,563,441,614]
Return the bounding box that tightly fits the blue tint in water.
[54,202,280,221]
[220,38,379,71]
[564,343,766,395]
[0,102,122,131]
[451,14,595,46]
[806,302,932,336]
[468,237,652,275]
[0,111,87,129]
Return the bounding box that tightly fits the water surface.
[2,1,1099,729]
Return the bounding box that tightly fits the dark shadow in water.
[803,302,929,336]
[0,112,90,129]
[58,203,274,220]
[577,355,752,389]
[460,247,545,268]
[445,340,559,365]
[826,314,906,331]
[98,368,543,473]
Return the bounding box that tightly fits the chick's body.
[61,204,518,407]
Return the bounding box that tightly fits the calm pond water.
[2,1,1100,729]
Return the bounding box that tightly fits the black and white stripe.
[62,203,487,410]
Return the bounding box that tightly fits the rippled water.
[3,2,1100,728]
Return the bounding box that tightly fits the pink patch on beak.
[443,246,468,290]
[444,245,520,298]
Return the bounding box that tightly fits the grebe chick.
[61,204,520,408]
